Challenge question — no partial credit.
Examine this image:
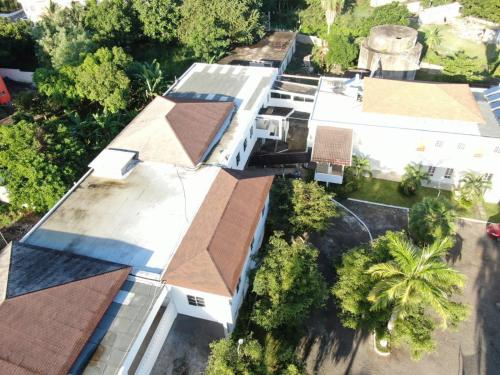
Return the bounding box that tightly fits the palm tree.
[367,235,465,331]
[321,0,345,34]
[425,26,443,52]
[457,172,492,206]
[400,163,430,196]
[345,155,372,190]
[135,59,168,99]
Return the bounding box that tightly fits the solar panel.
[484,85,500,97]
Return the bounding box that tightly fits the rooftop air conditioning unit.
[89,148,138,179]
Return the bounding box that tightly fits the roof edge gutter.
[20,168,94,244]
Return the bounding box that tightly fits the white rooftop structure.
[25,162,219,279]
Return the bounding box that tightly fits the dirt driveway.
[301,200,500,375]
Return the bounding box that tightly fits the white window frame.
[444,168,454,179]
[427,166,436,177]
[187,295,205,307]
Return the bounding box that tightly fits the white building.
[308,76,500,203]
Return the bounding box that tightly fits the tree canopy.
[460,0,500,23]
[133,0,180,43]
[409,197,457,245]
[74,47,132,112]
[179,0,265,61]
[0,18,36,70]
[252,233,327,330]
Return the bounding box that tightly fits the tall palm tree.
[367,235,465,331]
[426,26,443,52]
[458,172,492,205]
[321,0,345,34]
[400,163,430,196]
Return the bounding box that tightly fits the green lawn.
[419,25,489,64]
[348,178,500,222]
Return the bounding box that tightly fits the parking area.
[151,315,225,375]
[302,200,500,375]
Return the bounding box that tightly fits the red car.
[0,76,11,105]
[487,223,500,239]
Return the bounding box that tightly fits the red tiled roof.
[312,126,353,166]
[0,268,130,375]
[109,96,234,167]
[166,99,235,165]
[163,169,274,296]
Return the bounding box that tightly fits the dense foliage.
[333,231,469,359]
[179,0,265,61]
[400,163,430,196]
[460,0,500,23]
[252,233,327,330]
[456,171,492,207]
[132,0,180,43]
[0,18,36,70]
[205,336,266,375]
[323,32,358,70]
[409,197,457,245]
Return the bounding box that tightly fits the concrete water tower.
[358,25,422,80]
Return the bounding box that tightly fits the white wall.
[0,68,33,84]
[309,120,500,203]
[167,195,270,331]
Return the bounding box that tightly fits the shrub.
[400,163,430,196]
[409,197,457,245]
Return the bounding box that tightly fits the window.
[305,97,314,103]
[236,152,240,166]
[427,166,436,177]
[187,295,205,307]
[484,173,493,181]
[293,96,305,102]
[416,144,425,152]
[243,138,247,152]
[494,145,500,153]
[457,143,465,150]
[270,92,291,100]
[444,168,454,179]
[250,126,254,139]
[435,141,443,148]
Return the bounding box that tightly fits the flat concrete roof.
[168,63,277,165]
[25,162,220,277]
[310,77,500,138]
[218,31,297,67]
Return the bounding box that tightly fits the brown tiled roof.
[312,127,353,166]
[163,169,274,296]
[362,77,485,123]
[0,267,130,375]
[110,96,234,167]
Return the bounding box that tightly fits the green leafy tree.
[367,235,468,332]
[460,0,500,23]
[425,26,443,52]
[409,197,457,245]
[179,0,265,61]
[299,0,327,37]
[457,171,492,207]
[324,32,359,71]
[267,177,294,235]
[0,119,85,212]
[252,233,327,330]
[441,50,486,83]
[50,28,96,69]
[205,336,265,375]
[400,162,430,196]
[75,47,132,112]
[345,155,371,189]
[34,66,80,107]
[0,18,36,70]
[133,0,180,42]
[391,308,436,360]
[84,0,139,46]
[289,179,336,236]
[320,0,345,34]
[363,2,410,34]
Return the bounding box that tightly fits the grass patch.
[349,178,452,207]
[347,178,499,221]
